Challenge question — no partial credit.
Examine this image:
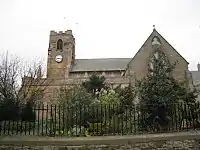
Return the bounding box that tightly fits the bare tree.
[18,58,47,106]
[0,52,19,103]
[0,52,48,121]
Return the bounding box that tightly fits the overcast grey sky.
[0,0,200,70]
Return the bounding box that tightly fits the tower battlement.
[50,30,73,36]
[47,29,75,78]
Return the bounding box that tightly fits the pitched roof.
[154,29,189,64]
[126,29,189,68]
[70,58,131,72]
[123,29,189,74]
[70,29,189,73]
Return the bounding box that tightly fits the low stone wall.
[0,131,200,149]
[0,140,200,150]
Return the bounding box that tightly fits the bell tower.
[47,30,75,79]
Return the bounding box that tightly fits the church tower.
[47,30,75,79]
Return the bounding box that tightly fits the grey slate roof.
[71,58,132,72]
[191,71,200,86]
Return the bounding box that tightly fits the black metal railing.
[0,102,200,137]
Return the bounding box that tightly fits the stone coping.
[0,131,200,146]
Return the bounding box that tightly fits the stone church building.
[34,28,200,101]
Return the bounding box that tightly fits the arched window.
[57,39,63,50]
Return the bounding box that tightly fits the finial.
[153,25,155,30]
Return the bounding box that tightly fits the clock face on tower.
[55,55,63,63]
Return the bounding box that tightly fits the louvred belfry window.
[57,39,63,50]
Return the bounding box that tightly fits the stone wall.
[1,131,200,150]
[0,140,200,149]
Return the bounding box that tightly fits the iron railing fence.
[0,102,200,137]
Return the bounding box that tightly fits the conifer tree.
[82,74,107,96]
[137,42,197,131]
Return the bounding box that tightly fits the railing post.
[58,105,61,136]
[54,105,57,136]
[46,105,48,136]
[62,105,65,135]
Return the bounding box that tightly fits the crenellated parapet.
[50,30,73,36]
